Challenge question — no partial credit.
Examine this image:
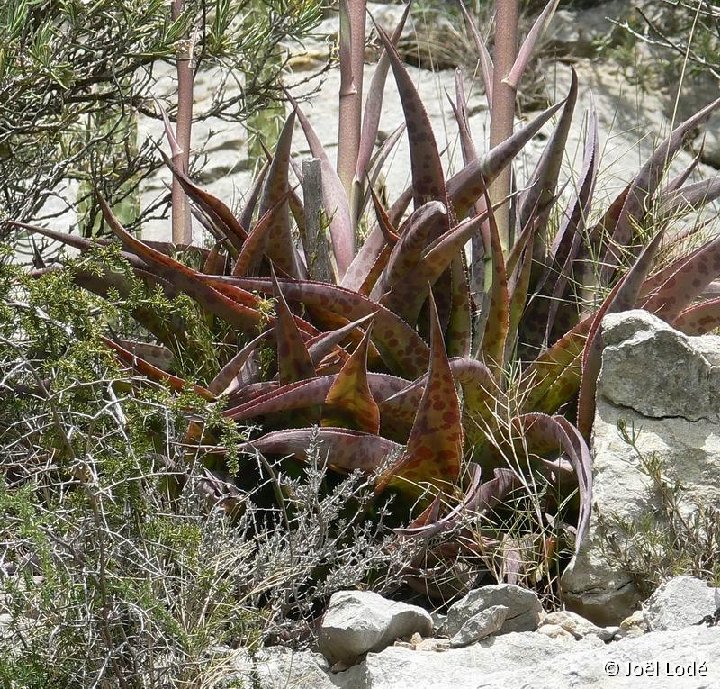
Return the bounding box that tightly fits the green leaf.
[322,322,381,433]
[377,291,463,496]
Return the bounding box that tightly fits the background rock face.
[561,311,720,625]
[32,2,719,249]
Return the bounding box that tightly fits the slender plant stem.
[337,0,366,206]
[490,0,519,253]
[171,0,194,245]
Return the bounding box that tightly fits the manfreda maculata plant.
[15,0,720,585]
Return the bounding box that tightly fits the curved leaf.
[242,427,402,473]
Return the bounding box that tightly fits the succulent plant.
[15,0,720,585]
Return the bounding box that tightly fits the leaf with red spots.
[447,99,564,218]
[239,159,269,232]
[209,330,271,396]
[291,97,355,281]
[659,176,720,219]
[375,24,448,209]
[600,96,720,283]
[341,186,413,292]
[355,2,410,186]
[576,230,663,438]
[446,256,473,359]
[377,292,463,496]
[224,372,409,424]
[356,184,401,296]
[478,193,510,379]
[202,243,228,275]
[257,112,303,278]
[380,206,486,326]
[518,68,578,236]
[160,151,247,252]
[642,230,720,322]
[233,194,291,276]
[322,322,381,433]
[217,276,430,379]
[271,268,316,385]
[673,298,720,335]
[306,313,374,367]
[241,427,402,473]
[511,413,592,554]
[518,315,591,416]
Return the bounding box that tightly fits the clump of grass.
[596,419,720,599]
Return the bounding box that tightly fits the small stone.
[541,610,616,642]
[444,585,543,637]
[318,590,432,665]
[449,605,508,647]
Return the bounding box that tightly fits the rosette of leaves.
[16,1,720,578]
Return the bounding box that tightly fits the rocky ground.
[215,576,720,688]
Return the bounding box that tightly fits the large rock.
[561,310,720,625]
[332,626,720,689]
[317,590,432,665]
[442,584,542,637]
[644,576,720,631]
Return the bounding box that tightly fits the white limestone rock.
[317,590,432,665]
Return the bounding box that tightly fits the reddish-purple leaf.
[271,267,316,385]
[518,68,578,234]
[209,330,271,396]
[601,96,720,283]
[257,112,303,278]
[575,226,662,440]
[381,209,486,326]
[225,371,409,423]
[659,176,720,219]
[243,427,402,473]
[239,159,270,232]
[233,194,291,277]
[161,151,247,251]
[221,276,430,378]
[375,24,448,209]
[356,2,411,184]
[448,99,564,217]
[102,337,214,401]
[506,0,560,89]
[291,97,355,281]
[342,187,413,292]
[643,232,720,322]
[458,0,493,105]
[307,313,374,367]
[512,412,592,552]
[97,195,264,331]
[519,315,592,415]
[673,298,720,335]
